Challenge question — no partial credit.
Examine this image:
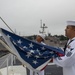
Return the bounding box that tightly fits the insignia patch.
[66,51,72,57]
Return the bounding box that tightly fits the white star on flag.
[23,46,28,49]
[29,43,34,48]
[17,39,22,44]
[26,52,32,58]
[30,50,34,53]
[33,60,38,64]
[7,34,11,38]
[41,46,45,50]
[35,55,40,59]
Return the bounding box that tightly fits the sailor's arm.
[53,47,75,67]
[53,42,75,67]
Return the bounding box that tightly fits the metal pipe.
[0,17,15,34]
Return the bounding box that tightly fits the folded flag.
[0,28,64,72]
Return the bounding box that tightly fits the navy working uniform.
[53,20,75,75]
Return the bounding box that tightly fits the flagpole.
[0,17,15,34]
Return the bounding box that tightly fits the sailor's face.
[65,25,73,38]
[36,35,42,43]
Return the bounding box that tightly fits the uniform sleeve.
[53,48,75,67]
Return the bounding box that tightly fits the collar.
[69,37,75,41]
[67,37,75,44]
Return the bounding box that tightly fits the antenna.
[40,19,42,28]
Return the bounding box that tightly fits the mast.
[39,20,48,34]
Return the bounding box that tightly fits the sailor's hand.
[56,52,64,57]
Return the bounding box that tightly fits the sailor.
[30,33,46,75]
[53,20,75,75]
[36,33,46,45]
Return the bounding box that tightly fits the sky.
[0,0,75,36]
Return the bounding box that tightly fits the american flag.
[0,28,64,72]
